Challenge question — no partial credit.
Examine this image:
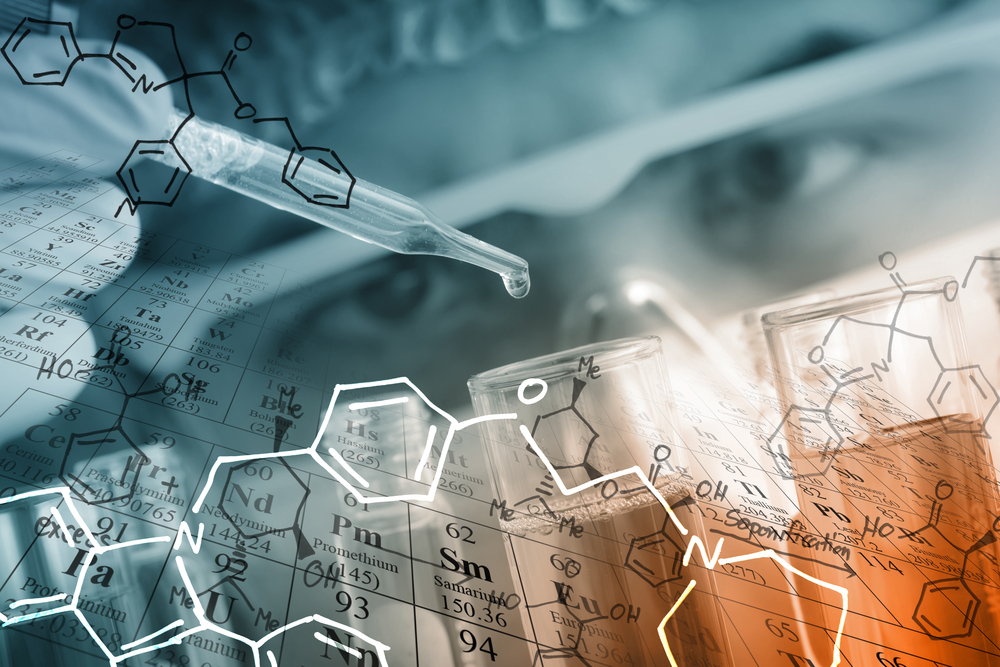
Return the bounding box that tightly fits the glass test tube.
[468,337,733,667]
[979,246,1000,383]
[763,278,1000,666]
[737,290,835,387]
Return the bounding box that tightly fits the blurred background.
[8,0,1000,410]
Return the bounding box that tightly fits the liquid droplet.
[502,270,530,299]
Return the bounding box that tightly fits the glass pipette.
[150,109,530,298]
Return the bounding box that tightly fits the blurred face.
[138,0,983,409]
[305,74,1000,409]
[316,0,955,196]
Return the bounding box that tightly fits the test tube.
[977,246,1000,377]
[468,337,732,667]
[762,279,1000,666]
[736,290,834,386]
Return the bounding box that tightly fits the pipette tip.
[503,270,530,298]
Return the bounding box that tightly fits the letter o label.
[518,378,548,405]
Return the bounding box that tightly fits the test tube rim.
[467,335,661,392]
[740,289,837,328]
[760,276,956,331]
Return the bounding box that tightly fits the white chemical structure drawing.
[163,377,519,667]
[0,487,206,664]
[512,377,848,667]
[0,375,519,666]
[170,529,391,667]
[0,363,853,666]
[194,377,516,511]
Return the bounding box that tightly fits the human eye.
[686,128,885,249]
[309,255,479,337]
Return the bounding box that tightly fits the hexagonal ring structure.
[60,425,149,505]
[913,577,980,639]
[281,145,355,209]
[624,526,685,588]
[218,457,309,539]
[117,139,191,209]
[764,406,844,481]
[2,17,81,86]
[927,365,999,436]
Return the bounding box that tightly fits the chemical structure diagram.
[623,508,686,589]
[36,323,194,509]
[902,478,1000,639]
[173,424,293,641]
[530,377,603,482]
[193,377,515,511]
[3,347,851,666]
[1,14,355,218]
[212,415,317,559]
[0,375,516,667]
[519,372,674,508]
[504,376,604,525]
[169,532,392,667]
[0,486,192,664]
[762,251,1000,483]
[514,376,848,667]
[759,249,1000,643]
[0,484,393,666]
[168,378,517,667]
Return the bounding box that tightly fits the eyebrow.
[751,0,986,80]
[751,30,867,79]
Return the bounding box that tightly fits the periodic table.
[0,151,997,667]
